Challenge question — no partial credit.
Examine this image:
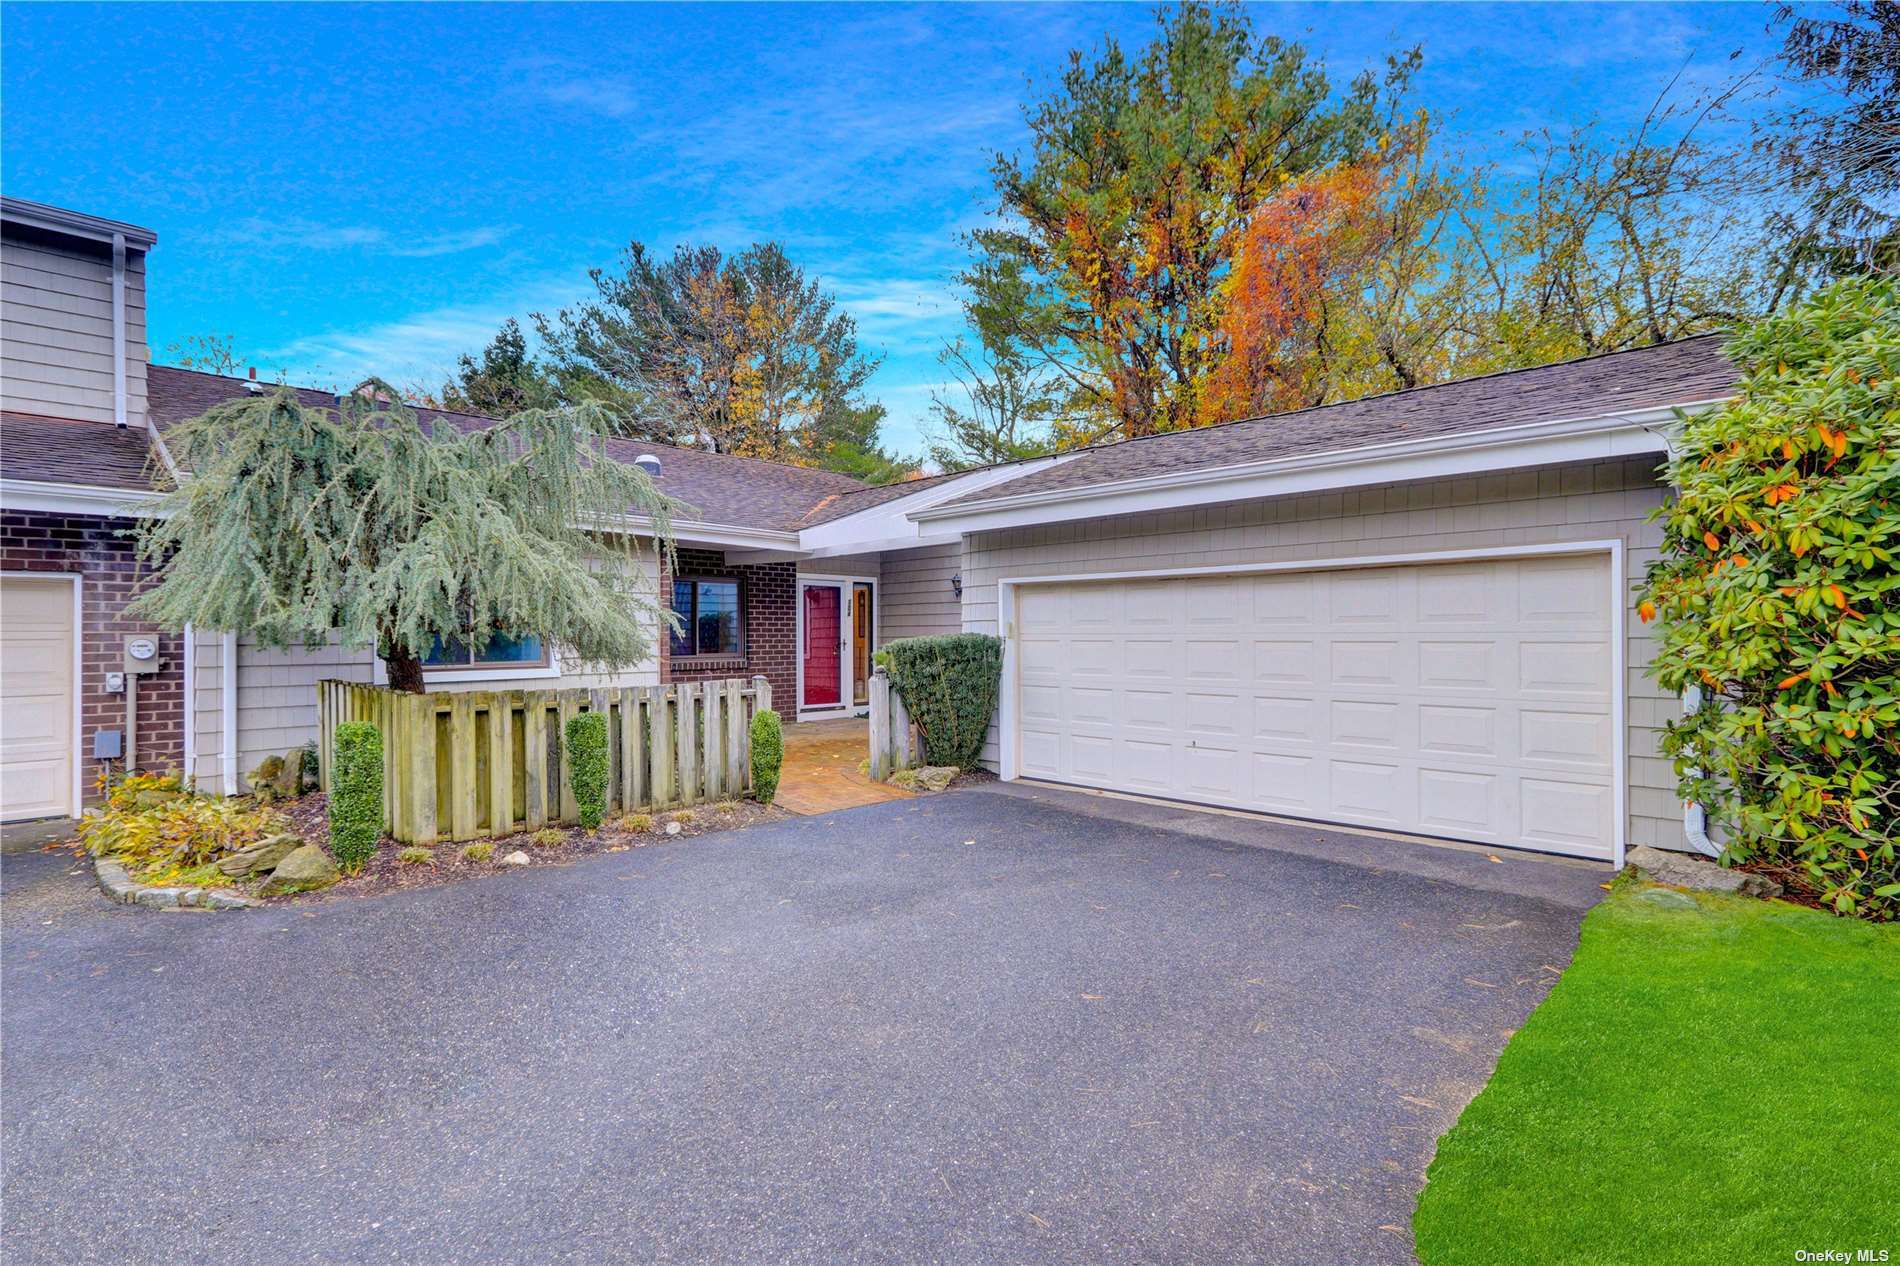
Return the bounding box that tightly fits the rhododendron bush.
[1640,277,1898,918]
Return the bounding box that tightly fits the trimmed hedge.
[329,721,383,871]
[566,712,609,830]
[881,633,1003,769]
[750,708,783,804]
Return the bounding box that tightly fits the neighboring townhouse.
[1,195,1741,868]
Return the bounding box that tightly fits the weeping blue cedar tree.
[129,382,682,692]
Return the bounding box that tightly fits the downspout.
[111,233,127,428]
[220,632,239,796]
[1681,685,1720,857]
[1652,419,1723,860]
[182,624,196,790]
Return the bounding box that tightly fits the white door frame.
[1,570,84,821]
[796,573,878,721]
[995,540,1627,866]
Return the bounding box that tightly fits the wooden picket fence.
[316,677,772,844]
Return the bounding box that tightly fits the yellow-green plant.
[396,846,435,866]
[79,785,283,883]
[1640,277,1899,918]
[621,812,654,832]
[460,841,494,863]
[532,827,565,848]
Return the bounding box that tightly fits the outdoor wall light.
[950,571,963,599]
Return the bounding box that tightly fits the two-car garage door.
[1012,553,1618,860]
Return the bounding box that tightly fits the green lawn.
[1413,883,1898,1265]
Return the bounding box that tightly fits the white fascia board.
[911,401,1723,535]
[796,455,1074,555]
[0,478,163,516]
[593,513,798,553]
[1,197,158,250]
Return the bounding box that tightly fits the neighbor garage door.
[1012,553,1618,859]
[1,575,77,821]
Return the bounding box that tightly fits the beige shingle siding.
[957,455,1683,852]
[879,543,962,643]
[189,560,664,789]
[0,232,147,425]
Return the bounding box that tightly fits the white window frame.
[994,540,1628,867]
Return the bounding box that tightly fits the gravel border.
[92,855,258,910]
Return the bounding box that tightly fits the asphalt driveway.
[2,783,1605,1265]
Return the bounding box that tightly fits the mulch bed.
[261,793,793,905]
[1731,858,1835,914]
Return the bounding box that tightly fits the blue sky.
[3,2,1786,455]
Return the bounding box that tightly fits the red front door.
[802,584,841,708]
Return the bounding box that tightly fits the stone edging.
[92,856,259,911]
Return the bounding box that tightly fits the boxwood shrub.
[881,633,1003,770]
[329,721,383,871]
[750,708,783,804]
[566,712,610,830]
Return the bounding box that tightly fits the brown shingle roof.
[934,335,1738,511]
[0,411,164,492]
[145,364,866,533]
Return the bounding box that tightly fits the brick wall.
[1,511,184,804]
[660,547,796,712]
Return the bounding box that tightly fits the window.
[670,577,742,657]
[423,630,547,670]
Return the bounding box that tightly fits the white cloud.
[256,278,582,394]
[216,217,513,258]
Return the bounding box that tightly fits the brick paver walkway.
[774,717,912,815]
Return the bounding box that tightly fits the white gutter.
[0,479,164,515]
[910,399,1730,533]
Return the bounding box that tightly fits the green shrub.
[881,634,1003,769]
[460,841,494,863]
[750,708,783,803]
[1639,276,1899,919]
[329,721,384,873]
[396,846,435,866]
[566,712,609,829]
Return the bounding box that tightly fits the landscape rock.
[258,844,341,896]
[205,890,259,910]
[1635,887,1699,910]
[890,765,958,793]
[1625,844,1783,898]
[249,755,285,799]
[501,850,532,866]
[216,833,303,878]
[271,749,305,799]
[664,821,681,836]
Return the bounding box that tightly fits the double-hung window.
[669,577,742,658]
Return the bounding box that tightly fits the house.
[1,196,1737,866]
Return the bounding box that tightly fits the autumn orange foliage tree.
[1201,157,1395,422]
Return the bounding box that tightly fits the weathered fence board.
[316,677,768,845]
[867,669,919,782]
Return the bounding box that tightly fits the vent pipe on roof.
[634,454,662,477]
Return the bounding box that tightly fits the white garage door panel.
[1,576,77,821]
[1014,555,1617,859]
